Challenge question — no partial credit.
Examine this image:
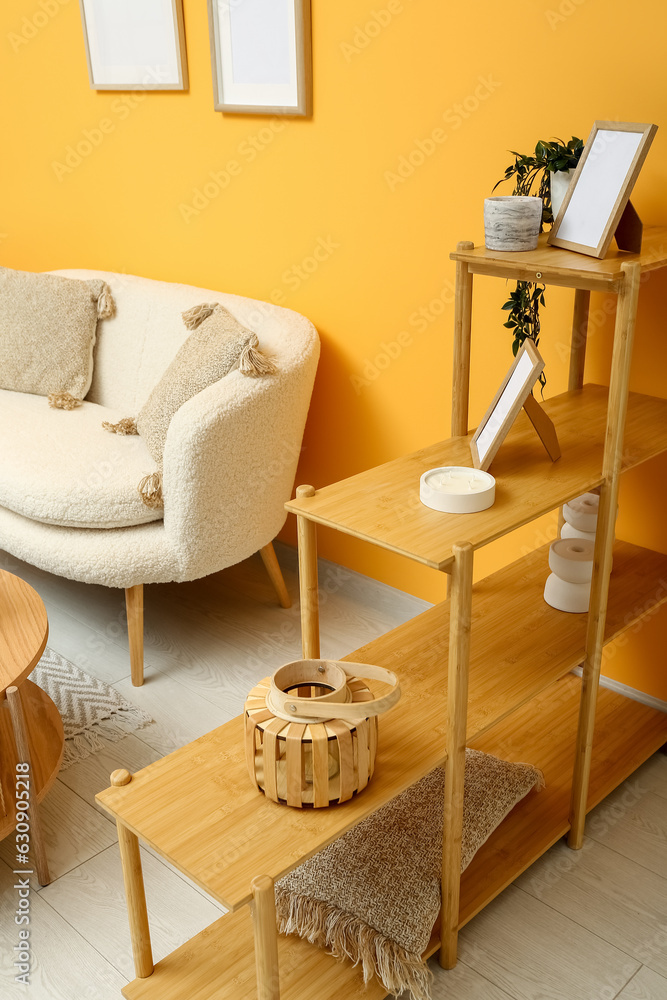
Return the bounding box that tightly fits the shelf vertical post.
[451,242,475,436]
[568,261,641,850]
[561,286,589,537]
[110,769,154,979]
[568,288,591,391]
[296,485,320,659]
[252,875,281,1000]
[440,541,474,969]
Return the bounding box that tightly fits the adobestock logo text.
[385,75,501,191]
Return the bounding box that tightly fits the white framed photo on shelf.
[207,0,312,116]
[470,339,546,471]
[79,0,189,91]
[548,121,657,259]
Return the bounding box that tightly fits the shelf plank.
[96,540,667,913]
[285,385,667,571]
[122,679,667,1000]
[122,903,387,1000]
[354,539,667,742]
[461,674,667,929]
[449,227,667,292]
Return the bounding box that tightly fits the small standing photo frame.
[207,0,312,116]
[548,121,657,259]
[79,0,188,90]
[471,340,560,471]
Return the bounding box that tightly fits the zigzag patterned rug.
[33,648,152,769]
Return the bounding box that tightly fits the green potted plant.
[494,137,584,385]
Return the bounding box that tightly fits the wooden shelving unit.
[116,680,667,1000]
[97,228,667,999]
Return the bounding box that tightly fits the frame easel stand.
[614,201,642,254]
[523,393,561,463]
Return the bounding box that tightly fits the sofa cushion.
[137,303,268,468]
[0,390,162,529]
[49,270,299,413]
[0,267,114,399]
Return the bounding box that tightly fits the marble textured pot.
[484,196,542,252]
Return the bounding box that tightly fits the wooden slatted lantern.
[244,659,400,808]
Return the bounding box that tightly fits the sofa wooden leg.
[125,585,145,686]
[259,543,292,609]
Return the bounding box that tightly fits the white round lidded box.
[420,466,496,514]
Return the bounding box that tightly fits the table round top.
[0,568,48,695]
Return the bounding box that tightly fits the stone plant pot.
[484,196,542,252]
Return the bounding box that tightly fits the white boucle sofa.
[0,269,320,684]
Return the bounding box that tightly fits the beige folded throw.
[276,749,543,1000]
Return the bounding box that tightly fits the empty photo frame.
[79,0,188,90]
[471,340,545,471]
[207,0,312,115]
[548,121,657,259]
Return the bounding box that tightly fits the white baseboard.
[572,666,667,714]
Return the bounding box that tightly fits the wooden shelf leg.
[259,542,292,609]
[440,542,474,969]
[295,486,320,659]
[568,288,591,391]
[568,262,641,850]
[451,242,475,436]
[111,769,154,979]
[252,875,280,1000]
[6,686,50,887]
[126,585,144,687]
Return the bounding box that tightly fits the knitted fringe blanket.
[276,749,543,1000]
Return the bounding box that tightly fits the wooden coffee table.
[0,568,63,885]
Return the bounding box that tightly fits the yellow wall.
[2,0,666,697]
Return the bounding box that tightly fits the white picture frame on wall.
[207,0,312,116]
[79,0,188,91]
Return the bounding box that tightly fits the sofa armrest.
[161,336,319,581]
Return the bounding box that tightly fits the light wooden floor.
[1,543,666,1000]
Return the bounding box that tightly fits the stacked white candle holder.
[544,492,600,613]
[561,492,599,543]
[544,537,595,613]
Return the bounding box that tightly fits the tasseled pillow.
[0,266,115,402]
[103,302,276,509]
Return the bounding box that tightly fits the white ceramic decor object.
[563,492,599,533]
[560,523,613,570]
[484,196,543,252]
[548,538,595,584]
[419,467,495,514]
[550,168,577,219]
[544,536,594,613]
[544,573,592,613]
[561,522,597,544]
